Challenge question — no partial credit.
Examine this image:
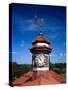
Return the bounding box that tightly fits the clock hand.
[39,57,42,61]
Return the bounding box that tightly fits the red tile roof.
[12,71,33,86]
[32,34,50,44]
[12,71,65,86]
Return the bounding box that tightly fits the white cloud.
[59,53,66,57]
[60,53,63,57]
[20,40,24,47]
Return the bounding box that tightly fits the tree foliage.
[11,62,32,81]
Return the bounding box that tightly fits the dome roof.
[32,32,50,44]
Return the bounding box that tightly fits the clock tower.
[30,32,52,80]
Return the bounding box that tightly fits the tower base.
[32,67,49,81]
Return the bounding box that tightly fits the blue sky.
[10,3,66,64]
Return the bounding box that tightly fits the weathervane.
[33,15,44,34]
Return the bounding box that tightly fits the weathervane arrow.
[33,15,44,33]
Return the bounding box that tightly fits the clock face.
[34,54,48,67]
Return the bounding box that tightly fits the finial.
[39,30,43,35]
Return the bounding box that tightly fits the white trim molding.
[33,67,49,71]
[33,42,49,47]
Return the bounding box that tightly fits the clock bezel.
[32,54,49,67]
